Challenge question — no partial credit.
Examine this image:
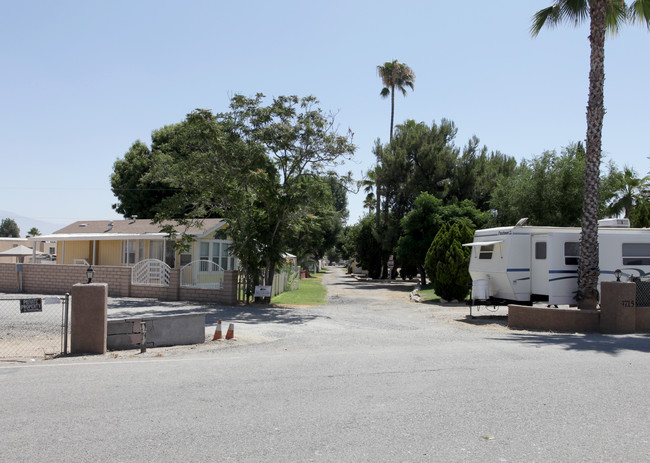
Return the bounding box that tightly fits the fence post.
[140,321,147,353]
[70,283,108,355]
[63,293,70,355]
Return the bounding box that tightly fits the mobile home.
[464,218,650,305]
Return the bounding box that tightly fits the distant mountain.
[0,210,67,237]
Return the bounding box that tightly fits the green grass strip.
[418,284,440,302]
[271,275,327,306]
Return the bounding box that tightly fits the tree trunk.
[418,264,427,287]
[389,85,395,143]
[376,183,381,228]
[577,0,607,310]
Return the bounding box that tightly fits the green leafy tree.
[0,218,20,237]
[448,137,517,211]
[424,222,474,301]
[111,140,178,218]
[148,94,355,287]
[396,192,491,284]
[290,173,349,264]
[490,143,619,227]
[352,216,383,279]
[366,119,511,280]
[378,119,516,216]
[531,0,650,309]
[630,197,650,227]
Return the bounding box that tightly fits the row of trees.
[109,0,649,305]
[345,123,649,286]
[347,2,650,306]
[111,94,354,289]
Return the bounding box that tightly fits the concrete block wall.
[508,305,600,332]
[107,314,206,350]
[11,263,131,297]
[0,264,19,292]
[0,263,238,304]
[25,264,89,294]
[91,265,132,297]
[636,307,650,332]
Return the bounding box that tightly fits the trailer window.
[622,243,650,265]
[564,242,580,265]
[479,244,494,259]
[535,242,547,259]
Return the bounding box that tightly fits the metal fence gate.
[0,295,70,360]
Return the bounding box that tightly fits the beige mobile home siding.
[98,241,122,266]
[58,241,92,265]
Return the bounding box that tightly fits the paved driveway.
[2,267,649,462]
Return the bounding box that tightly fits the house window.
[199,240,235,270]
[200,242,210,271]
[535,242,547,260]
[122,241,136,264]
[622,243,650,265]
[479,244,494,260]
[564,242,580,265]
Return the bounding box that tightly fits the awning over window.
[462,240,504,247]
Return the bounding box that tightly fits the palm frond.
[629,0,650,28]
[561,0,590,24]
[606,0,628,34]
[530,6,561,36]
[531,1,592,36]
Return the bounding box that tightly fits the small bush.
[425,222,474,301]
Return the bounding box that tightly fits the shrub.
[425,222,474,301]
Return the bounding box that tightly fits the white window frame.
[122,240,136,265]
[198,240,236,270]
[622,243,650,265]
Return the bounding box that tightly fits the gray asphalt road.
[1,267,649,462]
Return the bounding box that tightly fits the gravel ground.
[1,266,511,360]
[101,266,511,359]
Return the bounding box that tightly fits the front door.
[531,235,549,297]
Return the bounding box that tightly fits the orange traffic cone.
[225,323,235,340]
[213,319,222,340]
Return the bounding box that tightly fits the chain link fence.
[634,279,650,307]
[0,295,69,360]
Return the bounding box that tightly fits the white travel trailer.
[464,218,650,305]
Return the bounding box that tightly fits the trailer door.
[531,235,549,297]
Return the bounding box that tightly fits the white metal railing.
[181,260,224,289]
[131,259,171,286]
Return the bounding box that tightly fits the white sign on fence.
[20,298,43,313]
[254,285,272,298]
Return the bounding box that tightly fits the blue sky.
[1,1,649,235]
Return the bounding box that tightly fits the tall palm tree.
[531,0,650,310]
[375,62,415,234]
[377,60,416,143]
